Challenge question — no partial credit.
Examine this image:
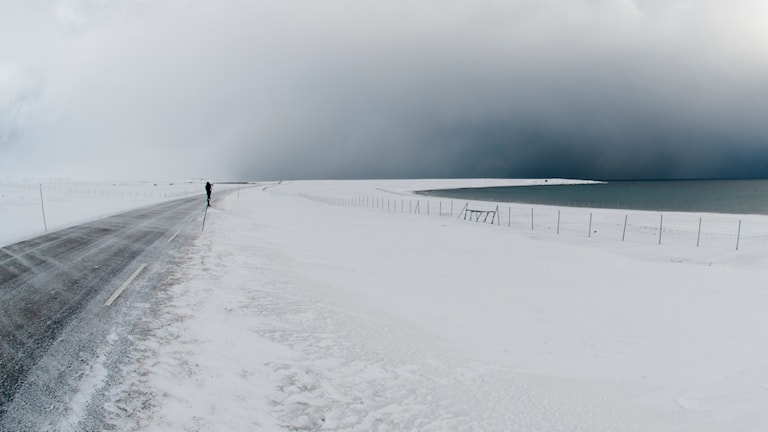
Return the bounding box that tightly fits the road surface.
[0,196,204,429]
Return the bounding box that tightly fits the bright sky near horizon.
[1,0,767,181]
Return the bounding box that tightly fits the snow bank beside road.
[109,180,768,431]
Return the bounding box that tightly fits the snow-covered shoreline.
[96,179,768,431]
[280,177,598,194]
[293,179,768,254]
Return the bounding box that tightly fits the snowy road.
[0,196,204,428]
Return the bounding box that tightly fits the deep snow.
[108,180,768,431]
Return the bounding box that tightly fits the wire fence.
[0,180,202,199]
[0,181,211,245]
[306,193,768,252]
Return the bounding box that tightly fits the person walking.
[205,181,212,206]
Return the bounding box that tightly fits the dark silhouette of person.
[205,181,212,206]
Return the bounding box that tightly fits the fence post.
[588,213,593,238]
[531,208,534,231]
[658,215,663,245]
[509,207,511,228]
[736,220,742,250]
[557,210,560,234]
[439,201,442,216]
[622,215,627,242]
[427,201,430,215]
[696,217,702,247]
[39,184,48,233]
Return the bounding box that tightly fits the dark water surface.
[417,180,768,215]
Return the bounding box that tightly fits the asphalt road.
[0,196,205,428]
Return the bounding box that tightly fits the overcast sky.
[1,0,767,181]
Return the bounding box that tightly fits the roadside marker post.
[39,184,48,233]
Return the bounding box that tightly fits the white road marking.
[104,263,147,307]
[168,230,181,243]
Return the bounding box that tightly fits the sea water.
[417,180,768,215]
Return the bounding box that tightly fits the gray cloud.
[2,0,768,180]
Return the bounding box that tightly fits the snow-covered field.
[6,179,768,430]
[0,180,210,246]
[101,179,768,431]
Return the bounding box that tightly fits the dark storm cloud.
[2,0,768,180]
